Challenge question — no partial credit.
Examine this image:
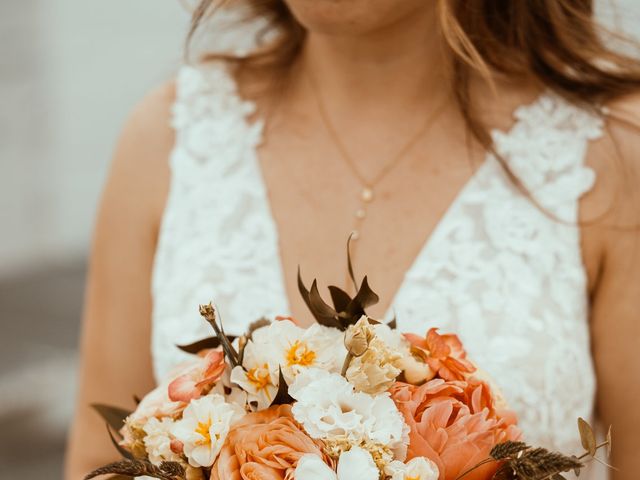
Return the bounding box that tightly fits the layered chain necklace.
[306,69,447,272]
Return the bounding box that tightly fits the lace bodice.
[151,60,605,477]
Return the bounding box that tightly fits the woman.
[66,1,639,478]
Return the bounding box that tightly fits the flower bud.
[344,315,377,357]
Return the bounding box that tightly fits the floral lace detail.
[392,93,603,460]
[151,63,288,382]
[152,63,604,477]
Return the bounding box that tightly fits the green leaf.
[269,367,295,406]
[577,417,597,456]
[91,404,131,439]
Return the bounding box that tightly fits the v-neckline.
[239,82,550,322]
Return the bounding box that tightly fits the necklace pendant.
[361,187,374,203]
[355,208,366,220]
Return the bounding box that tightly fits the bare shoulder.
[581,91,640,289]
[583,92,640,223]
[106,79,177,228]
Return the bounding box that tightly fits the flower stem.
[453,458,497,480]
[341,353,354,377]
[577,441,610,460]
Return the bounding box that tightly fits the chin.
[283,0,430,36]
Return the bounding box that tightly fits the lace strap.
[491,93,604,221]
[169,62,262,182]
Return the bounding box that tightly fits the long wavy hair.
[188,0,640,212]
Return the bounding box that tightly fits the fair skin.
[66,1,639,478]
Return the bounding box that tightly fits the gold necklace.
[306,69,447,252]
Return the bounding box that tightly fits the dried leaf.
[552,475,567,480]
[84,459,181,480]
[605,425,612,458]
[309,280,340,325]
[491,464,516,480]
[346,276,379,318]
[298,268,338,328]
[577,417,597,456]
[247,318,271,338]
[199,304,239,367]
[387,316,397,330]
[328,285,352,313]
[510,447,582,479]
[269,368,295,406]
[346,233,359,291]
[177,336,232,354]
[490,441,529,460]
[106,476,133,480]
[91,404,131,439]
[106,423,134,460]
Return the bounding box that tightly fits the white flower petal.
[336,447,378,480]
[294,454,337,480]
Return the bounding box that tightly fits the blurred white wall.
[0,0,189,278]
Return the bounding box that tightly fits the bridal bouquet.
[87,257,611,480]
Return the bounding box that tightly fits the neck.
[298,5,450,110]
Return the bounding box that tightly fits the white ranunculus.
[171,394,244,467]
[294,447,378,480]
[290,368,407,458]
[229,342,280,410]
[231,320,346,409]
[252,320,346,382]
[142,417,180,465]
[385,457,440,480]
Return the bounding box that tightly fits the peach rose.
[210,404,332,480]
[168,350,226,403]
[404,328,476,382]
[390,379,520,480]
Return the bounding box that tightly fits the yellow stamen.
[247,364,272,400]
[195,417,212,446]
[285,340,316,367]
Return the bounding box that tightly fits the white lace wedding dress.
[150,12,608,480]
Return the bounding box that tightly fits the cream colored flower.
[345,320,403,395]
[231,320,345,409]
[142,417,181,466]
[171,395,244,467]
[294,447,379,480]
[385,457,440,480]
[289,368,408,459]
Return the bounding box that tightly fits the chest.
[257,105,486,321]
[151,65,604,458]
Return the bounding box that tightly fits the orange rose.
[390,379,520,480]
[404,328,476,382]
[210,404,331,480]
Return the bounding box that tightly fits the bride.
[66,1,639,478]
